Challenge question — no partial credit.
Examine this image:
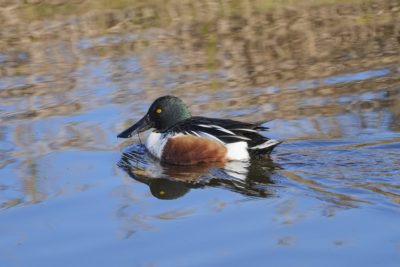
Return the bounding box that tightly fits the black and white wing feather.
[168,116,277,151]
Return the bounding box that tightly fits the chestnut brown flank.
[162,135,227,165]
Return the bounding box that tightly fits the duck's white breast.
[145,132,168,159]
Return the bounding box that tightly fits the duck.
[118,95,280,165]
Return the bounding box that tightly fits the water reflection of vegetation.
[16,0,379,22]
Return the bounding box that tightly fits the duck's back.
[167,116,281,157]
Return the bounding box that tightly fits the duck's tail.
[249,139,281,157]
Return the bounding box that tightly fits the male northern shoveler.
[118,95,280,165]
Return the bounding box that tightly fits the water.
[1,0,400,266]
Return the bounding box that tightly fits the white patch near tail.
[250,139,280,150]
[226,141,250,161]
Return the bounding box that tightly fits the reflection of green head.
[149,178,190,200]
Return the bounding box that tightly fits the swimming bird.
[118,95,280,165]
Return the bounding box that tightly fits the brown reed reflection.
[0,0,398,124]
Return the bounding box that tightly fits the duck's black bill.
[117,115,153,138]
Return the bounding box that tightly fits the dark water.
[1,0,400,266]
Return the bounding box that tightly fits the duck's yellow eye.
[159,190,165,195]
[156,108,162,114]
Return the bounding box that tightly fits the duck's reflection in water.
[118,145,280,200]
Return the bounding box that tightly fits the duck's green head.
[118,95,191,138]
